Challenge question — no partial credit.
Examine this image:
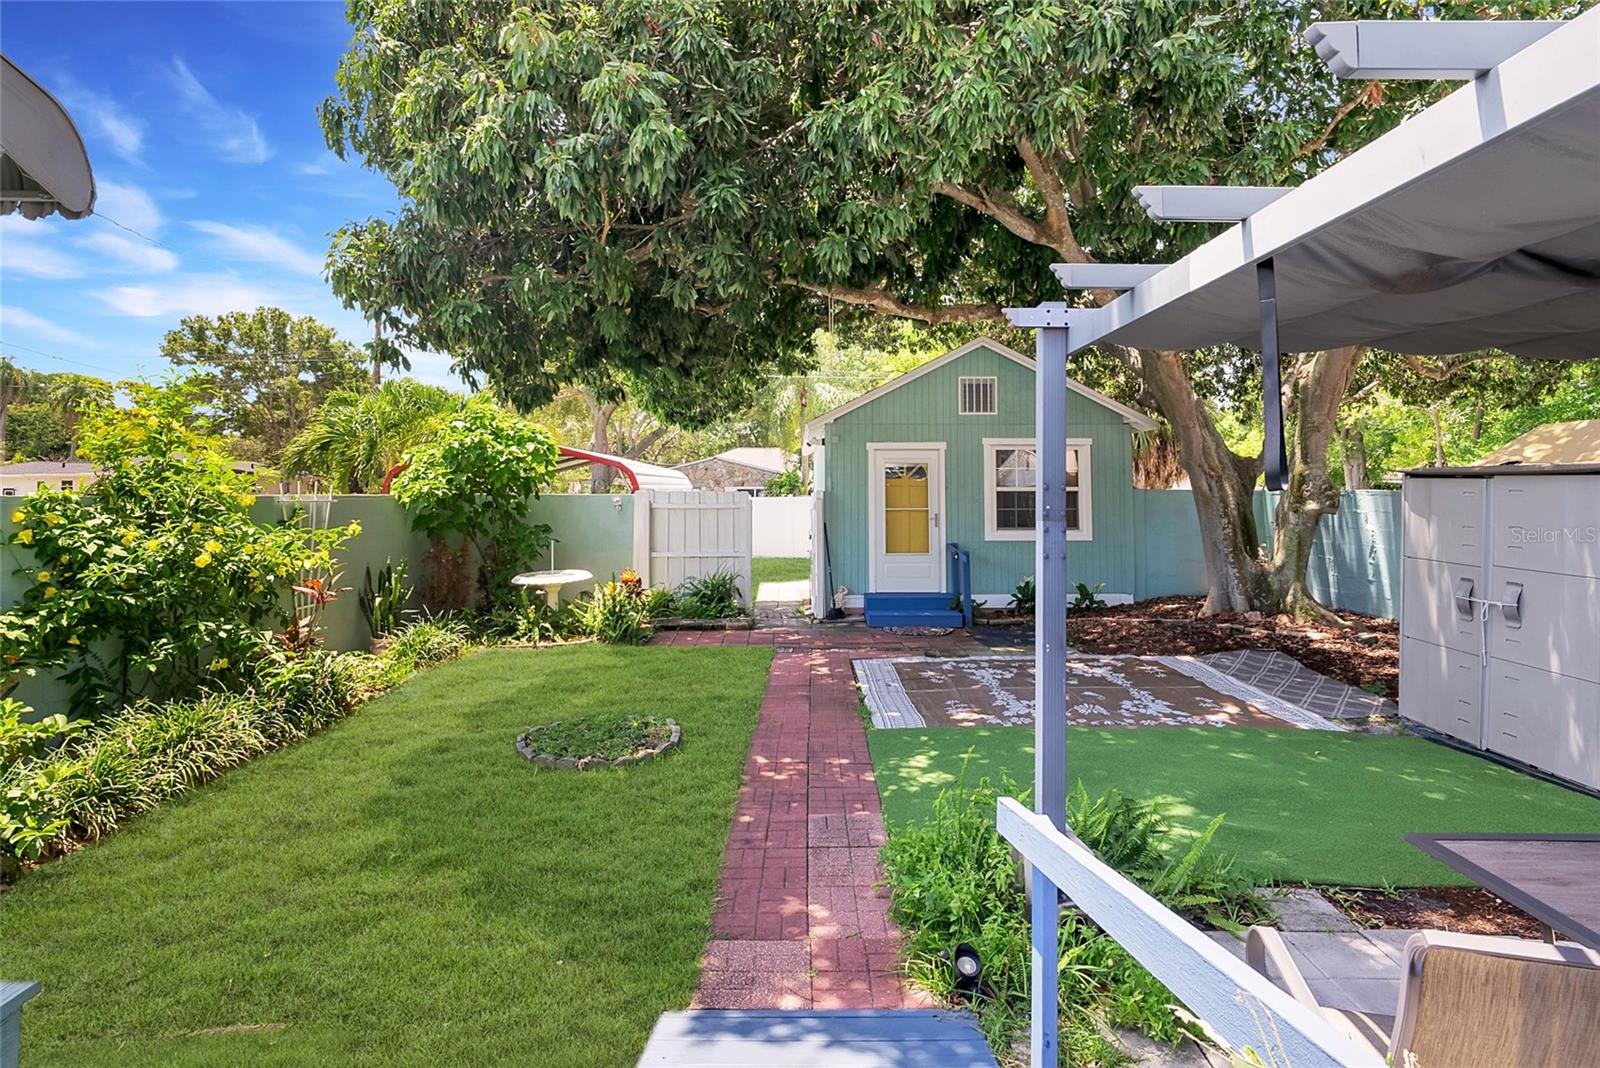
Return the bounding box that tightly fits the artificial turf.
[1,644,773,1067]
[751,556,810,598]
[868,726,1600,887]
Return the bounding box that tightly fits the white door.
[869,446,945,592]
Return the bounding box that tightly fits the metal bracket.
[1496,582,1524,627]
[1257,259,1289,492]
[1453,577,1476,620]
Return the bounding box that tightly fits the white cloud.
[190,221,325,277]
[95,273,278,318]
[77,231,179,273]
[57,80,145,163]
[167,58,272,164]
[0,305,91,345]
[0,216,85,279]
[294,158,333,177]
[94,180,164,235]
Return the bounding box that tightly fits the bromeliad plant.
[390,399,559,610]
[0,380,360,716]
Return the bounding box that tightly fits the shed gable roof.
[803,336,1158,437]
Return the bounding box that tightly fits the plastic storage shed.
[1400,465,1600,790]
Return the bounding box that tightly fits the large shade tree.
[322,0,1579,615]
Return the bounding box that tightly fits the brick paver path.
[670,622,982,1010]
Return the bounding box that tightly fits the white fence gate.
[632,490,754,609]
[751,495,813,556]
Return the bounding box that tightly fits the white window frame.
[982,437,1093,542]
[958,375,998,415]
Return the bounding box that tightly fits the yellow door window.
[883,464,929,554]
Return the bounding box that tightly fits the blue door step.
[863,592,969,629]
[639,1009,998,1067]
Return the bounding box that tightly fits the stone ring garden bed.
[516,715,681,770]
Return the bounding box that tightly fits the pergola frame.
[1000,10,1599,1063]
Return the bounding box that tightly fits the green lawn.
[869,726,1600,887]
[1,645,773,1067]
[752,556,810,599]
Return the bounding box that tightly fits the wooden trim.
[997,798,1376,1067]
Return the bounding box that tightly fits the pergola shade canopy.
[1,53,96,220]
[1057,9,1600,362]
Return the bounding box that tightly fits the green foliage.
[521,713,673,762]
[360,560,413,639]
[383,618,471,673]
[880,771,1196,1062]
[1009,576,1035,616]
[1071,582,1107,611]
[580,581,652,645]
[762,469,803,496]
[674,569,743,620]
[0,380,359,716]
[1,700,87,768]
[159,306,374,461]
[390,399,560,607]
[0,362,113,462]
[640,586,678,621]
[283,378,465,492]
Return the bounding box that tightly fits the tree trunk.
[0,401,8,461]
[1138,349,1267,613]
[1264,346,1363,623]
[1431,408,1446,465]
[589,400,618,493]
[1339,424,1370,490]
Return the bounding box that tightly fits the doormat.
[854,654,1345,731]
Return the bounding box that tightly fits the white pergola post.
[1006,302,1080,1067]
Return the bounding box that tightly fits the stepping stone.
[640,1009,998,1067]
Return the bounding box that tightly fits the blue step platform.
[864,592,968,629]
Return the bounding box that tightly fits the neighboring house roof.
[677,448,791,474]
[1472,420,1600,467]
[550,446,693,492]
[0,460,95,476]
[803,336,1159,437]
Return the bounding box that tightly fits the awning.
[1065,7,1600,360]
[1,53,96,220]
[551,447,693,492]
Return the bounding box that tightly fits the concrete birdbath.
[512,569,594,609]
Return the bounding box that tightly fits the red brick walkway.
[673,623,981,1010]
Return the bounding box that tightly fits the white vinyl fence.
[751,495,813,557]
[632,490,753,609]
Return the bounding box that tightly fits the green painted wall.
[1,492,636,717]
[819,344,1139,598]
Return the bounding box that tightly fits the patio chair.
[1245,927,1600,1066]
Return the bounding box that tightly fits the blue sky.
[0,1,461,386]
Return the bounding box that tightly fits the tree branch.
[1017,137,1090,263]
[788,279,1001,324]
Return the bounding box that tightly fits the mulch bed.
[1066,596,1399,699]
[1332,886,1545,939]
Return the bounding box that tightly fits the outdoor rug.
[854,655,1344,731]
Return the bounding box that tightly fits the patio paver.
[685,623,954,1011]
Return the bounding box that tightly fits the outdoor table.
[512,569,594,609]
[1406,832,1600,949]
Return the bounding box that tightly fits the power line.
[0,341,123,375]
[90,210,173,251]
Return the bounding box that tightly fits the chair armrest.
[1244,926,1321,1008]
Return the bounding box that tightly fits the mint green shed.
[805,338,1158,611]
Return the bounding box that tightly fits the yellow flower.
[42,512,62,525]
[194,552,213,569]
[240,494,256,506]
[35,570,51,583]
[9,508,24,523]
[59,554,69,563]
[145,538,162,552]
[190,521,203,532]
[15,529,33,545]
[204,539,223,554]
[212,525,224,536]
[121,530,138,546]
[43,586,57,598]
[67,635,81,646]
[207,657,230,671]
